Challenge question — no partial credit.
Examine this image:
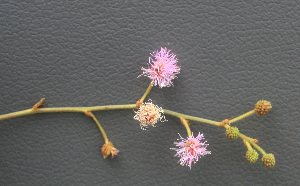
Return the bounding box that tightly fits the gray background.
[1,1,299,185]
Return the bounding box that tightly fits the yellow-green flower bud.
[246,149,259,163]
[262,153,275,168]
[255,100,272,115]
[225,127,239,140]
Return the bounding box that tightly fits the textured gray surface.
[1,1,300,185]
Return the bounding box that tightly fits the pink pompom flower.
[141,47,180,88]
[171,132,211,169]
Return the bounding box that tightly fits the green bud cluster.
[255,100,272,115]
[262,153,275,168]
[246,149,259,163]
[225,127,239,140]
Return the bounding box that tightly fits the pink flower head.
[171,132,211,169]
[141,47,180,88]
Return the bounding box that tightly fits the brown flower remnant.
[101,141,119,159]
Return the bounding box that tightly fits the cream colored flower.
[134,100,165,129]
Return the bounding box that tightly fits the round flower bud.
[225,127,239,140]
[262,153,275,168]
[246,149,259,163]
[255,100,272,115]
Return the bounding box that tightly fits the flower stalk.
[180,118,192,137]
[229,109,256,124]
[244,140,253,150]
[137,82,153,105]
[239,133,266,156]
[85,111,109,144]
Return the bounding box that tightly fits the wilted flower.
[171,132,211,169]
[101,141,119,159]
[141,47,180,88]
[134,100,165,129]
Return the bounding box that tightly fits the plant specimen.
[0,47,275,169]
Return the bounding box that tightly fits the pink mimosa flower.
[141,47,180,88]
[171,132,211,169]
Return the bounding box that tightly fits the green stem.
[244,140,253,150]
[163,109,220,127]
[139,82,153,103]
[87,112,109,144]
[239,133,266,155]
[0,100,265,156]
[180,118,192,136]
[0,104,137,121]
[230,109,256,124]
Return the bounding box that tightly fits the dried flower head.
[171,132,211,169]
[134,100,165,129]
[101,141,119,159]
[141,47,180,88]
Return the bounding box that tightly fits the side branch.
[163,109,220,127]
[230,109,256,124]
[85,111,109,144]
[239,132,267,155]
